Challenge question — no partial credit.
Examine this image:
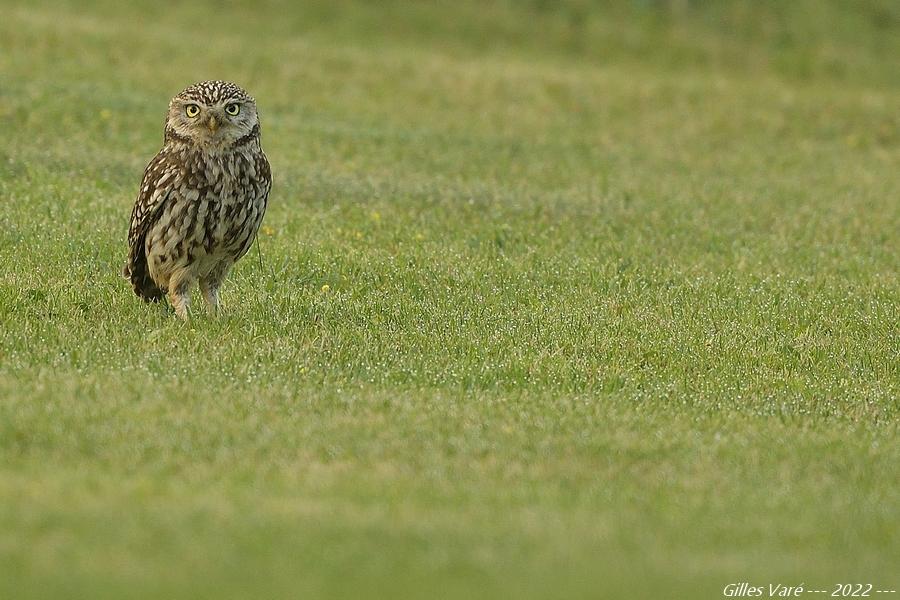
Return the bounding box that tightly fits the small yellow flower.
[99,109,112,120]
[355,231,363,240]
[261,225,275,235]
[370,211,381,222]
[321,284,330,293]
[414,232,425,241]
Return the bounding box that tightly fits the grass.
[0,1,898,598]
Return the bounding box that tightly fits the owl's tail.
[123,249,165,303]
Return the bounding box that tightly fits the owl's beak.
[207,115,219,133]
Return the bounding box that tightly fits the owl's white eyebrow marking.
[174,80,254,105]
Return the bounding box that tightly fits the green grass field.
[1,1,898,598]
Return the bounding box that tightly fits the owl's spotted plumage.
[124,80,271,318]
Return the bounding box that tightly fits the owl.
[123,80,272,319]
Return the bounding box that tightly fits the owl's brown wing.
[123,150,179,301]
[233,151,273,262]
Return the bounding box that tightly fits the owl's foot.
[166,271,196,321]
[200,265,230,317]
[200,283,221,316]
[169,292,190,320]
[169,296,191,321]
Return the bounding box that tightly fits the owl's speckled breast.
[145,145,269,288]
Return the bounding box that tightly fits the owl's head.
[165,80,260,148]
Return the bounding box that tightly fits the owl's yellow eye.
[185,104,200,118]
[225,103,240,116]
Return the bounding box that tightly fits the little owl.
[123,80,271,319]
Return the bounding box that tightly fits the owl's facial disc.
[167,97,257,148]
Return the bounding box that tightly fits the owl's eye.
[225,103,241,116]
[185,104,200,118]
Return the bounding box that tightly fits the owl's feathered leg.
[200,261,232,316]
[167,268,195,321]
[200,282,220,316]
[169,291,190,320]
